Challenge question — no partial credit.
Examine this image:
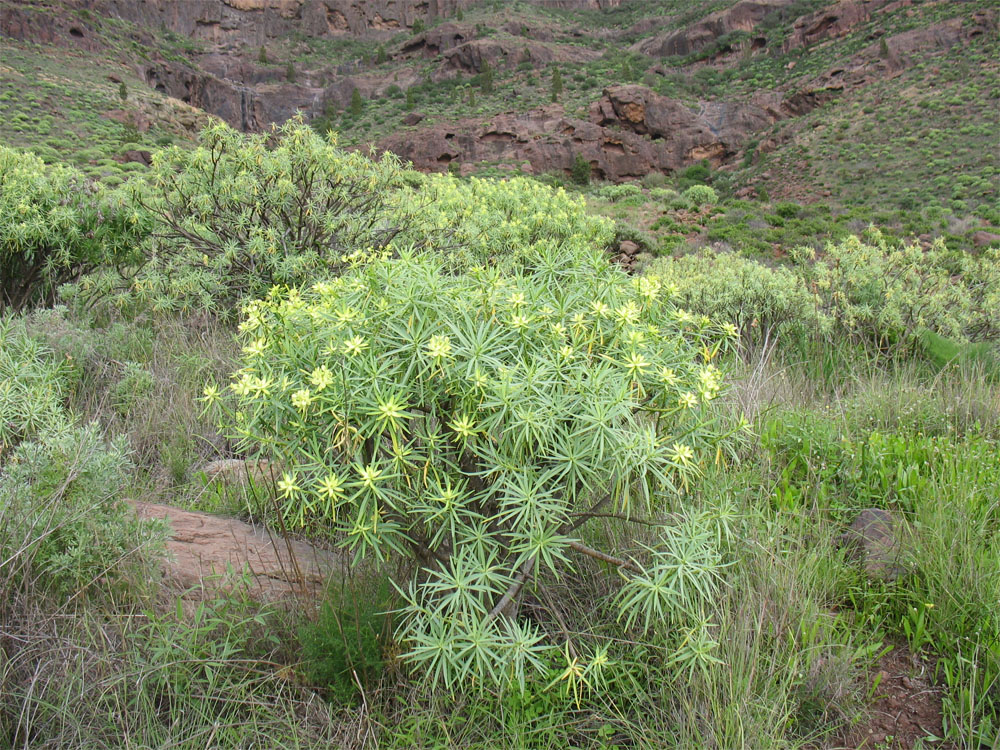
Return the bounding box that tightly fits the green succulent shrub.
[207,240,737,690]
[0,423,163,597]
[598,183,643,203]
[683,185,718,208]
[401,174,614,270]
[793,231,1000,351]
[0,146,144,312]
[77,120,413,315]
[570,153,591,185]
[646,250,824,354]
[0,318,70,450]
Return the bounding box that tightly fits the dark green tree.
[286,61,296,83]
[480,60,495,94]
[258,45,268,64]
[412,17,425,34]
[350,88,363,117]
[118,80,128,102]
[570,153,590,185]
[551,66,563,102]
[405,88,416,110]
[376,45,388,64]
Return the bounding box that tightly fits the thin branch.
[566,540,643,574]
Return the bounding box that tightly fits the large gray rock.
[838,508,907,582]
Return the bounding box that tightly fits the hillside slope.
[1,0,997,211]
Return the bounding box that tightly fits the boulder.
[132,500,342,602]
[115,149,153,165]
[972,231,1000,248]
[619,240,640,256]
[838,508,907,582]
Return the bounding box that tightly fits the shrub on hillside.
[76,119,413,315]
[647,233,1000,358]
[646,250,824,353]
[793,231,1000,350]
[0,318,70,450]
[0,146,144,312]
[683,185,718,208]
[0,423,162,597]
[597,183,643,203]
[401,174,615,270]
[207,244,737,689]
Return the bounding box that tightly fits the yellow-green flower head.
[249,376,272,397]
[357,463,383,489]
[425,334,453,360]
[678,391,698,409]
[590,300,610,318]
[449,414,477,440]
[200,384,220,405]
[635,276,661,301]
[509,313,531,330]
[342,335,368,357]
[622,350,651,378]
[615,301,642,325]
[242,337,269,357]
[318,472,346,500]
[291,388,314,412]
[277,472,301,499]
[309,366,334,391]
[670,443,695,467]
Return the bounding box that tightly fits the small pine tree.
[622,57,634,82]
[350,88,363,117]
[480,60,494,94]
[570,153,590,185]
[286,61,296,83]
[456,9,463,21]
[879,37,890,59]
[258,45,268,64]
[118,80,128,102]
[468,88,476,108]
[412,18,425,34]
[405,88,415,110]
[376,45,388,64]
[551,67,563,102]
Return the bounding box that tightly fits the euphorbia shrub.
[208,242,736,689]
[77,119,413,314]
[0,146,143,312]
[401,173,615,270]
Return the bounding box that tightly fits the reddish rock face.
[634,0,795,59]
[377,85,789,182]
[784,0,888,51]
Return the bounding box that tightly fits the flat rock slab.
[132,501,343,602]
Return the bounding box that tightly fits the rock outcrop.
[87,0,618,43]
[440,37,602,74]
[784,0,888,51]
[590,84,787,164]
[133,500,343,601]
[377,85,788,182]
[634,0,794,58]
